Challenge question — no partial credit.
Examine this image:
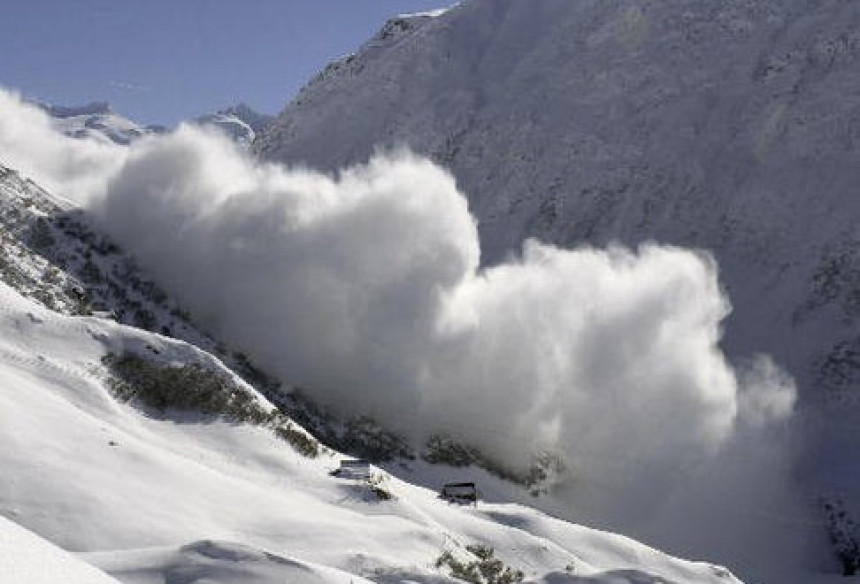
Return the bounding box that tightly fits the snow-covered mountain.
[38,99,273,148]
[256,0,860,539]
[194,104,274,147]
[4,1,859,578]
[39,101,163,145]
[0,163,741,583]
[256,0,860,396]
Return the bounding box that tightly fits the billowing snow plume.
[0,91,126,201]
[0,88,801,571]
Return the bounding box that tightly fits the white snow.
[0,515,119,583]
[41,101,154,146]
[397,7,456,20]
[0,278,740,583]
[193,113,256,147]
[1,1,856,580]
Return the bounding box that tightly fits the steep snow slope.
[256,0,860,404]
[0,278,741,583]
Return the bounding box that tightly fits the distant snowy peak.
[38,99,274,148]
[193,112,256,146]
[37,100,159,146]
[193,103,273,147]
[218,103,274,134]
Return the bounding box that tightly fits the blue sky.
[0,1,448,126]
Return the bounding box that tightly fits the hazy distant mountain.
[37,100,273,148]
[38,101,162,145]
[194,103,274,147]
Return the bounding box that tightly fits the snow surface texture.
[0,278,740,583]
[0,88,814,581]
[0,516,119,583]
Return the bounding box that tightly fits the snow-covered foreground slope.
[0,280,741,583]
[0,516,120,584]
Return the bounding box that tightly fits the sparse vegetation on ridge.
[281,387,413,463]
[102,351,320,457]
[423,434,564,491]
[435,544,524,584]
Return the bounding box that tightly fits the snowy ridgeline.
[0,277,740,584]
[36,101,161,146]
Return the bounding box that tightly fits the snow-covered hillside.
[0,261,740,583]
[0,516,119,584]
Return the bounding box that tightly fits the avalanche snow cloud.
[0,89,799,559]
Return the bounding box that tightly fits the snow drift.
[0,88,803,578]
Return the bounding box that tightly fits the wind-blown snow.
[0,91,125,201]
[0,87,803,580]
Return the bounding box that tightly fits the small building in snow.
[440,482,478,505]
[338,459,371,480]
